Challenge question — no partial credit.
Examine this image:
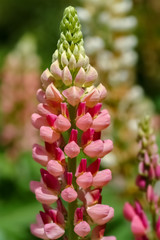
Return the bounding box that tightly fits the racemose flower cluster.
[30,6,116,240]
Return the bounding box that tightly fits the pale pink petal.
[55,114,71,132]
[37,103,58,116]
[92,109,110,132]
[87,204,114,225]
[30,224,47,239]
[82,88,100,107]
[84,66,98,87]
[62,86,84,106]
[46,83,64,102]
[32,144,50,166]
[31,113,48,129]
[30,181,42,193]
[40,126,60,143]
[74,221,91,237]
[131,215,146,236]
[61,187,78,202]
[74,67,86,87]
[83,140,103,158]
[101,237,116,240]
[92,169,112,188]
[47,160,64,177]
[50,60,62,80]
[98,139,113,158]
[76,172,93,189]
[76,113,93,132]
[123,202,136,221]
[97,83,107,101]
[41,68,54,89]
[36,89,46,103]
[64,141,80,158]
[62,66,72,86]
[44,222,65,239]
[35,186,58,205]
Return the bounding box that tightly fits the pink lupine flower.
[30,6,115,240]
[64,129,80,158]
[61,172,78,202]
[74,208,91,237]
[87,204,114,225]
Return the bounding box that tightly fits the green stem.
[67,105,78,240]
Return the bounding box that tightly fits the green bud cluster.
[52,6,88,70]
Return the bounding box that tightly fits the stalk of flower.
[30,6,116,240]
[123,116,160,240]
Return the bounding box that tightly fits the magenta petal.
[76,172,93,189]
[40,126,60,143]
[61,187,78,202]
[83,140,103,158]
[44,222,65,239]
[47,160,64,177]
[35,186,58,205]
[74,221,91,237]
[64,141,80,158]
[93,169,112,188]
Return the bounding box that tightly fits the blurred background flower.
[0,0,159,240]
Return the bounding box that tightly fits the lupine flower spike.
[123,116,160,240]
[30,6,115,240]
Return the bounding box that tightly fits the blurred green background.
[0,0,160,240]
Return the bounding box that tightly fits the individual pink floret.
[131,215,147,236]
[87,204,114,225]
[74,208,91,237]
[62,86,84,106]
[32,144,51,167]
[92,109,110,132]
[123,202,136,221]
[61,172,78,202]
[64,129,80,158]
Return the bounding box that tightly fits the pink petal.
[36,89,46,103]
[97,83,107,101]
[64,141,80,158]
[76,172,93,189]
[37,103,58,116]
[47,160,64,177]
[74,221,91,237]
[62,66,72,86]
[74,67,86,87]
[83,140,103,158]
[101,237,117,240]
[84,66,98,87]
[46,83,64,102]
[82,88,100,107]
[32,144,50,166]
[44,222,65,239]
[31,113,48,129]
[55,114,71,132]
[40,126,60,143]
[93,169,112,188]
[30,181,42,193]
[62,86,84,106]
[41,68,53,89]
[76,113,93,132]
[35,186,58,205]
[30,224,47,239]
[61,187,78,202]
[92,109,110,132]
[123,202,136,221]
[131,215,146,236]
[87,204,114,225]
[98,139,113,158]
[50,60,62,80]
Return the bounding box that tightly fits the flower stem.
[67,105,78,240]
